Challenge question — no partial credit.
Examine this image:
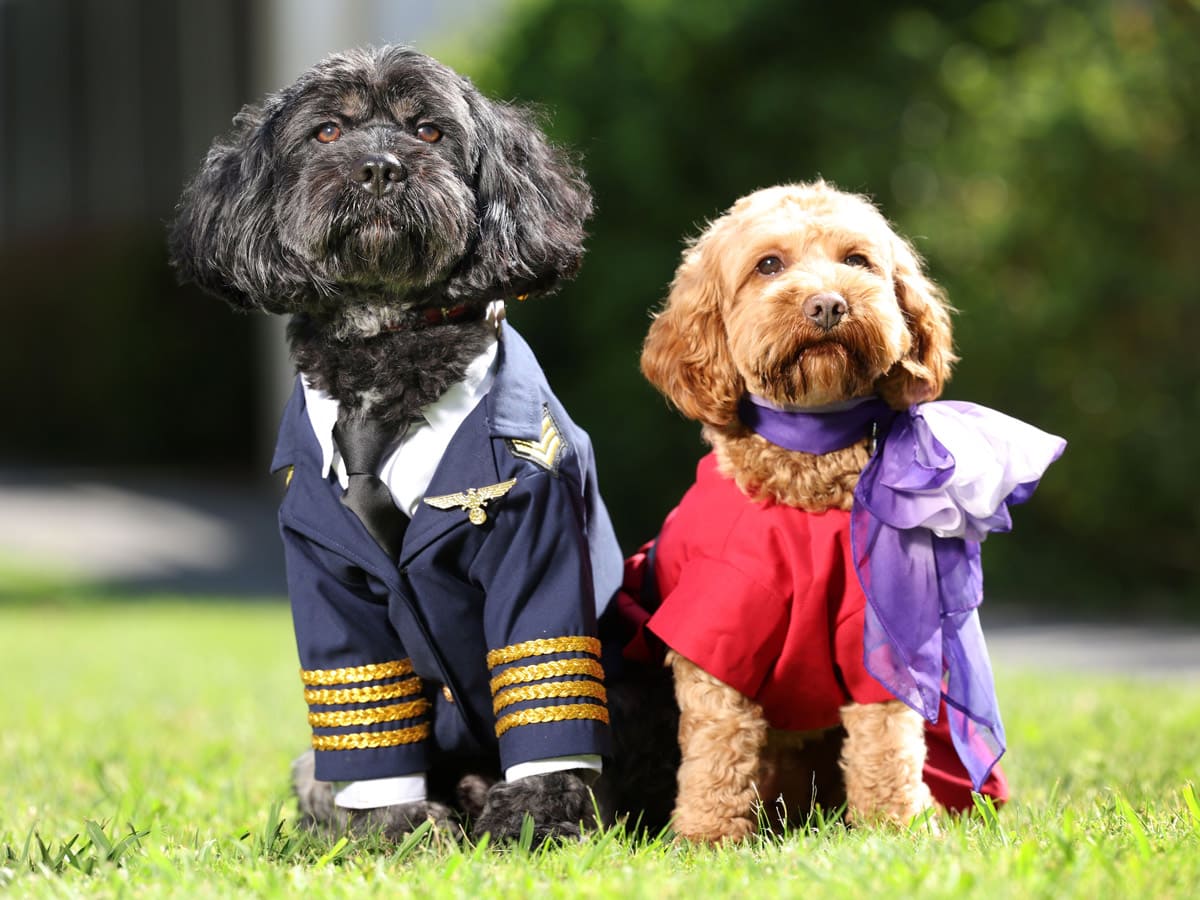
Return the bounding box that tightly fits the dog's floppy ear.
[447,91,593,301]
[169,100,320,313]
[641,229,743,427]
[876,236,957,407]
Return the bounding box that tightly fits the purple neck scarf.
[739,393,1066,791]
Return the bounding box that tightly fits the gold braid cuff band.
[307,699,431,728]
[488,658,605,695]
[493,680,608,715]
[301,658,413,686]
[304,677,423,707]
[494,702,610,738]
[486,636,601,669]
[311,723,430,751]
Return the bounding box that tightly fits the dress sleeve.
[648,556,790,700]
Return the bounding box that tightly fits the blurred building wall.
[0,0,251,241]
[0,0,500,471]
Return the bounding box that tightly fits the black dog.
[170,46,674,844]
[172,45,588,426]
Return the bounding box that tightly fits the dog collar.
[381,302,485,333]
[738,394,893,454]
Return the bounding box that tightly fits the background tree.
[456,0,1200,609]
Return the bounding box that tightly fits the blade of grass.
[1114,792,1152,860]
[84,821,113,860]
[314,835,349,867]
[971,792,1009,846]
[517,814,535,852]
[1182,783,1200,835]
[391,818,435,863]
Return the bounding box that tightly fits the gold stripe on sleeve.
[486,636,601,669]
[488,658,605,695]
[493,680,608,715]
[494,702,610,738]
[310,723,430,751]
[300,658,413,686]
[304,677,423,707]
[307,699,431,728]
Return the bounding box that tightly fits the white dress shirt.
[301,322,600,810]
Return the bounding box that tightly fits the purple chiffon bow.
[740,394,1066,791]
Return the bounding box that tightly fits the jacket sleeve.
[466,466,612,772]
[282,524,433,782]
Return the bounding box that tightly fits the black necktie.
[333,408,409,560]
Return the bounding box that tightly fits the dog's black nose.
[353,153,405,198]
[803,292,848,331]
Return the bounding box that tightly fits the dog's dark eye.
[416,123,442,143]
[315,123,342,144]
[844,253,872,269]
[755,256,784,276]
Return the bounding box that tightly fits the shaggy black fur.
[169,46,678,846]
[600,663,681,833]
[169,44,591,420]
[471,772,597,846]
[292,750,461,840]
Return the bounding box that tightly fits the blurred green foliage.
[457,0,1200,606]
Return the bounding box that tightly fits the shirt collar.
[302,334,499,480]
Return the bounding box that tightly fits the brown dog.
[639,181,960,842]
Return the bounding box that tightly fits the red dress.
[635,453,1008,811]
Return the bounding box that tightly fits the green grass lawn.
[2,600,1198,898]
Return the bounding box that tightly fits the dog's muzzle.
[353,153,406,199]
[803,292,848,332]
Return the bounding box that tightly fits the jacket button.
[442,686,454,704]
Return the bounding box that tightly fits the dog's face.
[271,51,478,293]
[170,47,591,318]
[642,182,956,425]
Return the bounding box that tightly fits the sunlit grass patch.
[2,601,1198,898]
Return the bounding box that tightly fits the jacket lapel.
[396,327,548,566]
[396,400,501,567]
[275,380,404,590]
[280,326,547,576]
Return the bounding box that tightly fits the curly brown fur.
[642,181,955,426]
[669,651,767,844]
[172,46,603,844]
[840,701,935,826]
[711,427,868,511]
[643,182,955,841]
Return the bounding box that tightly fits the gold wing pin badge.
[423,478,518,525]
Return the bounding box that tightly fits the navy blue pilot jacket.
[270,327,623,783]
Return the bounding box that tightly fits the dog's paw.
[456,773,497,820]
[470,771,595,846]
[290,750,459,840]
[350,800,458,841]
[292,750,341,827]
[670,811,756,845]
